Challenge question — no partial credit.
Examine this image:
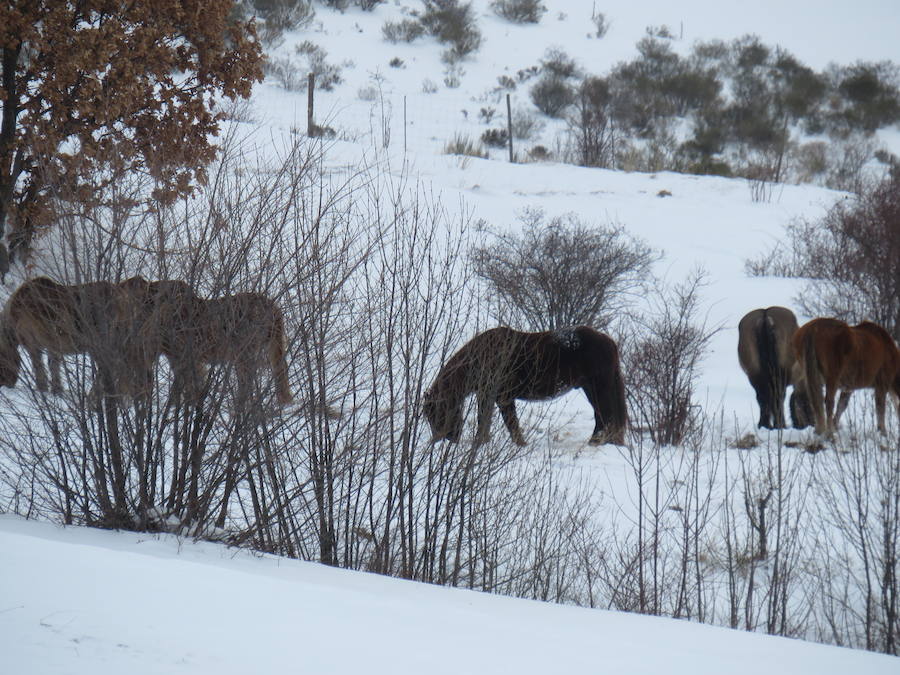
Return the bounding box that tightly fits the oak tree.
[0,1,263,273]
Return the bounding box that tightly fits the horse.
[423,326,627,447]
[793,317,900,436]
[0,276,135,396]
[120,277,293,407]
[737,306,812,429]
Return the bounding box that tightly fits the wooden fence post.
[307,73,315,137]
[506,93,514,163]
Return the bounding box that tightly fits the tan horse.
[737,306,812,429]
[793,317,900,435]
[120,277,293,407]
[0,277,136,396]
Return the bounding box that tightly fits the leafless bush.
[566,76,618,168]
[490,0,546,24]
[814,427,900,654]
[295,41,343,91]
[420,0,483,62]
[471,209,656,331]
[530,76,575,117]
[382,18,425,44]
[622,270,716,446]
[788,173,900,339]
[443,134,488,158]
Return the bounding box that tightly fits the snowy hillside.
[3,515,899,675]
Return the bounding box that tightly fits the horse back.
[738,306,798,378]
[845,321,900,388]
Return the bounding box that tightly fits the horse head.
[422,387,463,444]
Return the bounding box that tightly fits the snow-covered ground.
[3,1,900,672]
[3,514,899,675]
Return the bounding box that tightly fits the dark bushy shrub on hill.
[608,37,720,136]
[382,18,426,43]
[530,76,575,117]
[566,77,618,168]
[540,47,579,80]
[420,0,483,61]
[762,173,900,340]
[491,0,546,24]
[481,128,509,148]
[242,0,315,44]
[826,61,900,135]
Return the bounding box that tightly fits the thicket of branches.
[747,171,900,340]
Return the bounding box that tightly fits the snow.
[2,514,898,675]
[4,1,900,672]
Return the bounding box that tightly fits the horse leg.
[823,377,840,435]
[474,391,494,446]
[268,334,293,406]
[497,400,526,446]
[26,347,48,392]
[773,369,789,429]
[873,386,887,434]
[746,374,770,428]
[834,390,853,430]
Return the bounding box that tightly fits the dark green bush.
[530,76,575,117]
[420,0,483,61]
[490,0,546,24]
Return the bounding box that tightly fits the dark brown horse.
[0,276,135,396]
[737,306,811,429]
[423,326,627,447]
[121,277,293,407]
[793,317,900,436]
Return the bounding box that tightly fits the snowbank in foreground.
[1,515,896,675]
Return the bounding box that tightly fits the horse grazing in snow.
[423,326,627,447]
[793,317,900,436]
[737,306,812,429]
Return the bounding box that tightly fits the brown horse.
[120,277,293,407]
[737,306,812,429]
[0,277,135,396]
[793,317,900,436]
[423,326,627,447]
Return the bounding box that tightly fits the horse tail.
[608,355,628,444]
[268,307,293,406]
[0,302,21,387]
[800,326,825,432]
[755,309,785,427]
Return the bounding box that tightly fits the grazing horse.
[423,326,627,447]
[793,317,900,436]
[120,277,293,407]
[0,277,132,396]
[737,306,812,429]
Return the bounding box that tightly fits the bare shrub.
[443,134,488,158]
[480,128,509,149]
[471,209,656,331]
[248,0,315,45]
[510,106,545,140]
[623,270,716,446]
[566,76,618,168]
[295,41,343,91]
[530,76,575,117]
[264,56,306,91]
[591,10,609,38]
[382,18,425,43]
[785,173,900,340]
[490,0,546,24]
[420,0,483,61]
